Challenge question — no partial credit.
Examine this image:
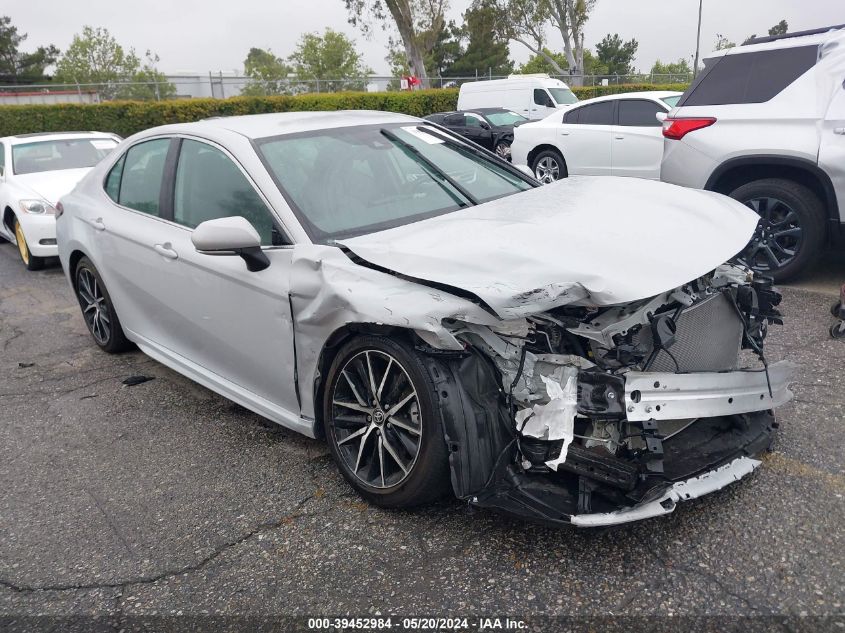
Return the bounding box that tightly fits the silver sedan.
[56,111,792,526]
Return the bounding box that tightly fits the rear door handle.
[615,135,625,140]
[834,127,845,135]
[153,243,178,260]
[85,217,105,231]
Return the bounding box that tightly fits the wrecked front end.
[424,264,793,527]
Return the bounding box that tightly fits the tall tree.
[344,0,449,88]
[518,48,567,74]
[243,47,293,95]
[0,16,59,82]
[54,26,173,100]
[495,0,565,75]
[768,19,788,36]
[546,0,595,85]
[595,33,638,75]
[426,21,463,76]
[446,0,513,77]
[289,29,372,92]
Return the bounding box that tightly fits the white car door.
[611,99,668,179]
[557,101,614,175]
[818,82,845,222]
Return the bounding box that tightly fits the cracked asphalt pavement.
[1,242,844,632]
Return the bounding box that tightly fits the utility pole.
[693,0,703,77]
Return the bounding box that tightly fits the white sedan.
[512,91,682,182]
[0,132,119,270]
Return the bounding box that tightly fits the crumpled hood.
[13,168,91,205]
[338,176,760,319]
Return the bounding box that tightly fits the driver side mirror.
[192,216,270,272]
[480,120,491,130]
[655,111,668,123]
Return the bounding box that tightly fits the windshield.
[256,124,534,242]
[12,138,117,175]
[548,87,578,105]
[484,111,527,126]
[661,95,681,108]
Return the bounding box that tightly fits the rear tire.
[14,217,44,271]
[730,178,827,282]
[74,257,133,353]
[531,149,567,184]
[323,334,451,508]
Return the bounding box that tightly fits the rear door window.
[569,101,614,126]
[617,100,664,127]
[112,139,170,216]
[678,45,818,106]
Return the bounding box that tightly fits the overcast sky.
[6,0,844,76]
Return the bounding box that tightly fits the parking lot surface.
[1,242,843,631]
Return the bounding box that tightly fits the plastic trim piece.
[571,456,762,527]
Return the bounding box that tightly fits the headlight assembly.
[19,199,56,215]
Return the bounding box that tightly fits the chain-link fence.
[0,73,694,105]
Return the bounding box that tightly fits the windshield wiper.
[379,128,479,206]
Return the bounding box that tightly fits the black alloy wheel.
[74,257,132,353]
[324,335,450,508]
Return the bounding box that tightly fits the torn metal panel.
[624,361,795,422]
[288,244,498,420]
[337,176,760,318]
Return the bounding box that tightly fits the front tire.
[731,178,827,282]
[14,217,44,271]
[74,257,133,353]
[531,149,567,184]
[323,335,451,508]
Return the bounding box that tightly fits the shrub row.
[0,83,688,138]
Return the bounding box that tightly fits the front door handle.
[85,217,105,231]
[615,135,625,140]
[153,243,178,260]
[834,127,845,135]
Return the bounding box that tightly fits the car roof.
[568,90,683,107]
[704,24,845,60]
[1,131,116,145]
[151,110,420,140]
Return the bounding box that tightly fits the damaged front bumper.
[571,456,761,527]
[429,353,792,528]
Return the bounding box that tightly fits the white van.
[457,74,579,120]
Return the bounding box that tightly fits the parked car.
[660,24,845,281]
[0,131,120,270]
[57,111,792,526]
[425,108,528,160]
[458,74,578,120]
[512,91,682,182]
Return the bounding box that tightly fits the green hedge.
[0,83,688,138]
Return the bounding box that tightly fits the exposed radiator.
[639,292,743,373]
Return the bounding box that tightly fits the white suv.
[660,25,845,281]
